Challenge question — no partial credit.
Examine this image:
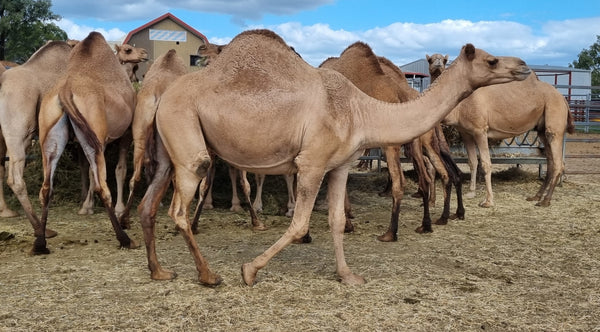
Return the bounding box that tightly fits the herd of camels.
[0,28,574,286]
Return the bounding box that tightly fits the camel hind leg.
[138,135,177,280]
[70,124,137,250]
[169,154,222,286]
[528,129,565,206]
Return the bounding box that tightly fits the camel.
[0,40,76,238]
[75,42,148,221]
[317,43,463,242]
[34,32,141,255]
[195,40,296,221]
[440,66,574,207]
[0,39,147,242]
[144,29,529,286]
[374,54,464,241]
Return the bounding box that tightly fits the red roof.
[123,12,208,45]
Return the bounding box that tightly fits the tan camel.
[147,29,529,286]
[196,40,295,221]
[76,42,148,220]
[34,32,141,255]
[439,57,574,207]
[0,41,76,238]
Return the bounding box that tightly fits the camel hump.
[229,29,295,54]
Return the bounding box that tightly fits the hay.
[1,139,600,331]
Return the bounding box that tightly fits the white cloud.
[267,17,600,67]
[55,18,128,42]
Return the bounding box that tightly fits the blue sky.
[50,0,600,67]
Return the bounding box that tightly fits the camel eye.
[488,58,498,66]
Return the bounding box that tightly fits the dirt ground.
[1,134,599,331]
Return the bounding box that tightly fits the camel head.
[426,53,448,79]
[114,44,149,64]
[452,43,531,88]
[196,40,225,67]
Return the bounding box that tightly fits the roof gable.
[123,12,207,45]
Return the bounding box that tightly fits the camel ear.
[463,44,475,61]
[114,44,121,52]
[444,54,449,62]
[426,54,431,61]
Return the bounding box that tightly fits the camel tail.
[58,84,103,152]
[564,98,575,134]
[440,149,462,183]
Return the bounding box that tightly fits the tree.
[0,0,67,64]
[570,35,600,92]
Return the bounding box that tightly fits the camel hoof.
[339,273,365,286]
[526,195,541,202]
[434,218,449,225]
[415,225,433,234]
[285,209,294,217]
[241,263,258,286]
[121,238,140,249]
[199,271,223,287]
[151,268,177,281]
[344,221,355,233]
[292,233,312,244]
[465,191,476,199]
[252,223,268,231]
[77,208,94,215]
[0,208,19,218]
[411,191,423,198]
[31,246,50,255]
[535,200,551,207]
[376,232,397,242]
[203,203,214,210]
[478,201,494,208]
[45,228,58,238]
[230,205,243,213]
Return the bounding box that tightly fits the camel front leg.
[114,134,133,227]
[242,168,324,286]
[283,174,296,217]
[228,165,243,212]
[461,132,479,199]
[328,166,365,285]
[239,170,266,230]
[252,173,265,213]
[472,131,494,207]
[378,146,405,242]
[0,136,18,217]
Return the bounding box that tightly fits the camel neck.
[355,62,472,148]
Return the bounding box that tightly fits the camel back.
[202,29,313,93]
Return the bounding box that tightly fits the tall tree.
[570,35,600,90]
[0,0,67,64]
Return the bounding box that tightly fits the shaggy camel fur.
[439,61,574,207]
[143,29,530,286]
[0,41,76,239]
[34,32,141,255]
